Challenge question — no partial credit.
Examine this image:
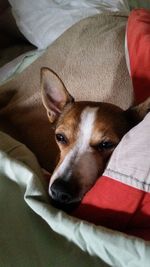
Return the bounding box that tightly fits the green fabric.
[129,0,150,10]
[0,49,44,86]
[0,131,150,267]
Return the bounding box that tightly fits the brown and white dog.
[41,67,150,208]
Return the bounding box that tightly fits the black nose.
[50,179,72,204]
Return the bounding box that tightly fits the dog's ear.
[125,97,150,126]
[41,67,74,123]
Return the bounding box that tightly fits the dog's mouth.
[50,197,80,213]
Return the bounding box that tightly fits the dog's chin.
[50,197,80,213]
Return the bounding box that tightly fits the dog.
[41,67,150,209]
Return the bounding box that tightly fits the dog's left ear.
[41,67,74,123]
[125,97,150,125]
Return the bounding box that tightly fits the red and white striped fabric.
[73,9,150,240]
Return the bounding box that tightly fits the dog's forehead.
[57,101,123,128]
[57,102,99,129]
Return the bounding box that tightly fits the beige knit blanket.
[0,12,133,171]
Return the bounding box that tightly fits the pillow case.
[72,113,150,241]
[8,0,129,49]
[73,9,150,241]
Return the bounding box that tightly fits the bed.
[0,1,150,267]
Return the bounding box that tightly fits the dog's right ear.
[41,67,74,123]
[124,97,150,126]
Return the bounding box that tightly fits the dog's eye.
[55,133,67,144]
[97,141,114,151]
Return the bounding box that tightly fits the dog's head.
[41,67,150,209]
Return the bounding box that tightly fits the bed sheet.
[8,0,130,49]
[0,131,150,267]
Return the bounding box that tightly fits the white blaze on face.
[49,107,98,192]
[77,107,98,154]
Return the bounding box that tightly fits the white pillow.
[8,0,129,49]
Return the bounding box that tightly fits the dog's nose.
[50,179,72,204]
